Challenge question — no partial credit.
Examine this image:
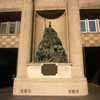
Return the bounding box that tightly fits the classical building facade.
[0,0,100,96]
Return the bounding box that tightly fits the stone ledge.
[13,78,88,96]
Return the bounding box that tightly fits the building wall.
[0,0,100,11]
[0,35,19,48]
[81,33,100,47]
[80,0,100,9]
[0,0,100,48]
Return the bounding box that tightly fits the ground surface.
[0,84,100,100]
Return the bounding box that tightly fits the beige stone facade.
[0,0,100,96]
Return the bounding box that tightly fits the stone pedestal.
[13,64,88,96]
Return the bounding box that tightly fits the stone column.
[67,0,84,78]
[16,0,33,79]
[65,2,70,62]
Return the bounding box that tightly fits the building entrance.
[83,47,100,85]
[0,48,18,88]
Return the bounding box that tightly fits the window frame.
[97,19,100,32]
[8,22,16,34]
[0,21,20,35]
[0,22,8,34]
[80,19,87,33]
[15,21,20,34]
[87,19,97,33]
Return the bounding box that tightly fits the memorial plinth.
[13,63,88,96]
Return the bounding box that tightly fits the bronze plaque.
[42,64,57,75]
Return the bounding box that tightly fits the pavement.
[0,84,100,100]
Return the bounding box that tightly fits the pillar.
[65,1,70,62]
[16,0,33,79]
[67,0,84,78]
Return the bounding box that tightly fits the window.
[80,9,100,33]
[98,20,100,32]
[0,21,20,35]
[80,19,99,33]
[88,20,97,33]
[0,22,8,34]
[9,22,16,34]
[80,20,87,33]
[16,21,20,33]
[0,12,21,35]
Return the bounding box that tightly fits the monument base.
[13,78,88,96]
[13,64,88,96]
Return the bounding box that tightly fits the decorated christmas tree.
[35,22,67,63]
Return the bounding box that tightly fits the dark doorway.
[0,48,18,88]
[83,47,100,85]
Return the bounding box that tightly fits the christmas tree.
[35,23,67,63]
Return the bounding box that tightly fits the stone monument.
[13,0,88,96]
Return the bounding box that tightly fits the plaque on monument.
[42,64,57,75]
